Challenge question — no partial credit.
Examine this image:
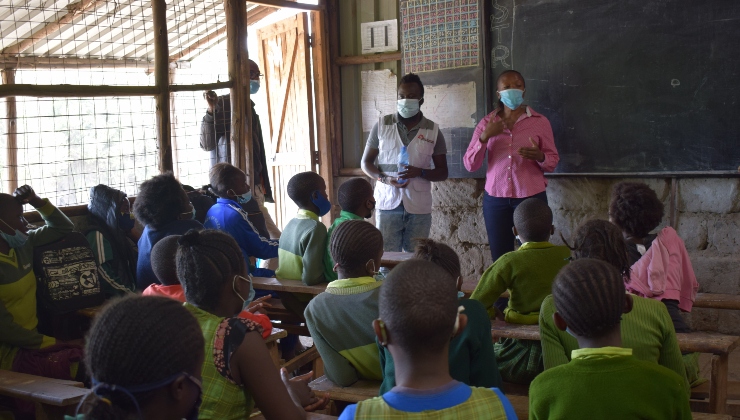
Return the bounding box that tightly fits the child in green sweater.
[340,260,516,419]
[470,197,570,384]
[529,258,691,420]
[378,238,502,394]
[322,177,375,282]
[305,220,384,386]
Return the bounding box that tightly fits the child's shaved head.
[380,260,458,355]
[513,198,553,242]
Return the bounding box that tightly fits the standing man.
[201,59,281,241]
[361,73,449,253]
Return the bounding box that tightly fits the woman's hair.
[209,163,245,198]
[569,219,632,281]
[133,172,189,229]
[495,69,525,109]
[609,182,664,238]
[176,229,245,310]
[330,220,383,272]
[81,295,203,419]
[552,258,626,338]
[413,238,461,278]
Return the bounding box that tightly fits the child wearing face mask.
[204,163,279,278]
[142,235,272,338]
[305,220,384,386]
[322,177,376,282]
[85,184,139,297]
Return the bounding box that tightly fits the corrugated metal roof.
[0,0,275,62]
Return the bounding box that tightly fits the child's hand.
[281,368,320,409]
[247,295,272,313]
[13,185,44,208]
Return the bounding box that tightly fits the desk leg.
[709,354,729,414]
[266,342,281,367]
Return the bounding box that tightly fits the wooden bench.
[490,321,740,415]
[380,252,414,270]
[252,277,328,295]
[695,293,740,310]
[250,412,337,419]
[0,370,89,420]
[264,327,287,367]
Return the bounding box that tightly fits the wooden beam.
[335,51,401,66]
[169,81,233,92]
[0,84,158,98]
[247,0,324,11]
[225,0,251,177]
[170,27,227,62]
[152,0,173,173]
[2,69,18,192]
[310,7,336,224]
[169,67,179,178]
[327,0,342,177]
[1,0,107,56]
[0,56,152,69]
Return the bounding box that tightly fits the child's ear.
[333,262,339,273]
[553,312,568,331]
[512,226,518,236]
[168,374,188,402]
[623,294,634,315]
[550,224,555,236]
[373,319,388,345]
[455,276,463,292]
[453,314,468,338]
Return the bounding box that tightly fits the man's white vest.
[374,116,439,214]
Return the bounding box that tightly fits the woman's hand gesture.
[480,118,506,143]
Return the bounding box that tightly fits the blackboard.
[498,0,740,173]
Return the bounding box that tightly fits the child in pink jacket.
[609,182,702,385]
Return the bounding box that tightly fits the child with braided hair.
[377,238,502,394]
[142,235,273,338]
[176,229,326,419]
[339,260,516,419]
[73,295,204,420]
[322,177,376,282]
[539,219,690,392]
[305,219,384,386]
[530,259,692,420]
[470,197,570,385]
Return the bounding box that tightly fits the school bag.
[34,231,105,314]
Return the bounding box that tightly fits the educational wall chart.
[360,69,398,132]
[360,19,399,54]
[401,0,480,73]
[421,82,477,130]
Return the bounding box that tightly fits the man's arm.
[361,123,383,180]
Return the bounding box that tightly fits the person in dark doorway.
[361,73,449,253]
[201,59,280,242]
[464,70,559,263]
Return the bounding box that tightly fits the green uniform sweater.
[275,209,327,286]
[322,210,363,282]
[471,242,570,323]
[304,276,383,386]
[0,200,73,369]
[539,294,690,393]
[378,298,502,394]
[529,347,692,420]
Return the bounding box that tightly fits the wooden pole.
[169,67,180,178]
[224,0,251,182]
[0,56,152,69]
[2,69,18,192]
[327,0,342,176]
[152,0,173,173]
[247,0,324,11]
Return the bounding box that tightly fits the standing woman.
[464,70,560,262]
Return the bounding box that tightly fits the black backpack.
[34,232,105,315]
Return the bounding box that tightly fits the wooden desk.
[251,412,336,419]
[380,252,414,269]
[252,277,327,295]
[490,321,740,415]
[0,370,89,419]
[265,327,287,367]
[309,375,380,403]
[77,305,102,319]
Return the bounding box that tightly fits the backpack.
[34,232,105,315]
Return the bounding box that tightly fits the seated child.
[323,177,375,282]
[204,163,279,277]
[134,172,203,290]
[305,220,384,386]
[142,235,272,338]
[609,182,699,332]
[74,295,204,420]
[275,171,331,286]
[530,259,692,420]
[539,219,689,390]
[339,260,516,419]
[0,185,83,385]
[86,184,138,296]
[470,197,570,384]
[176,229,327,419]
[378,238,502,394]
